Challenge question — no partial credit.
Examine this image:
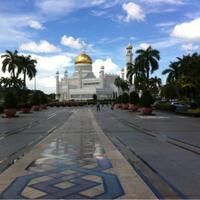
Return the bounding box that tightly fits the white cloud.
[171,18,200,41]
[92,58,120,77]
[61,35,87,50]
[139,43,151,50]
[156,22,176,27]
[139,0,185,4]
[35,0,109,17]
[122,2,145,22]
[181,43,199,51]
[28,20,44,30]
[0,14,33,46]
[0,52,73,94]
[23,54,72,93]
[19,40,61,53]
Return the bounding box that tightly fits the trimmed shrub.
[122,93,129,104]
[155,103,175,111]
[40,93,48,104]
[129,91,139,104]
[140,91,153,107]
[30,92,40,105]
[4,90,18,109]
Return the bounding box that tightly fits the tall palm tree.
[1,50,20,78]
[135,46,160,80]
[126,62,135,84]
[18,55,37,88]
[162,61,180,83]
[114,76,129,95]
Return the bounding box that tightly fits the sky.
[0,0,200,93]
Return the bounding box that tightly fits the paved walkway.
[0,108,155,199]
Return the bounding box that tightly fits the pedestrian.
[111,102,114,110]
[96,102,100,111]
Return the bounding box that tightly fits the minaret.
[121,68,125,80]
[56,71,60,100]
[99,66,105,88]
[126,44,133,64]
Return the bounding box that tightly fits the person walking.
[96,101,100,111]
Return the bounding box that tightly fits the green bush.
[129,91,139,104]
[30,92,40,105]
[140,91,153,107]
[40,93,48,104]
[155,103,175,111]
[122,93,129,104]
[116,95,122,104]
[188,108,200,114]
[4,90,18,109]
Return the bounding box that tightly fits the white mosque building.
[55,44,133,101]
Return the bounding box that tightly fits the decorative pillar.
[121,68,125,80]
[56,71,60,100]
[126,44,133,64]
[99,66,105,88]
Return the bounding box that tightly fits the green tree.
[135,46,160,80]
[162,61,180,83]
[18,55,37,88]
[1,50,19,78]
[114,76,129,94]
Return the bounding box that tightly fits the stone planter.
[40,104,47,109]
[122,104,129,110]
[31,105,40,111]
[21,107,31,113]
[4,108,17,118]
[142,107,153,115]
[129,104,138,112]
[115,104,122,109]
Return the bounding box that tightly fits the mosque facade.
[55,44,133,101]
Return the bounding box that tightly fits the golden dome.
[127,44,133,49]
[75,53,92,64]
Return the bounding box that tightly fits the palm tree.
[0,77,24,89]
[162,61,180,83]
[1,50,20,78]
[18,55,37,88]
[126,62,135,84]
[114,76,129,95]
[135,46,160,80]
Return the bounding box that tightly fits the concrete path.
[93,107,200,199]
[0,107,73,174]
[0,108,155,199]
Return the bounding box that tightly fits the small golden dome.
[127,44,133,49]
[75,53,92,64]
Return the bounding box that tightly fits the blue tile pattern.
[0,157,124,199]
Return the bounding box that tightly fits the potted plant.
[3,90,18,117]
[140,90,154,115]
[20,92,31,113]
[30,92,40,111]
[115,95,122,108]
[129,91,139,111]
[121,92,129,110]
[40,93,48,109]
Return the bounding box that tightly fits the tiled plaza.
[0,108,155,199]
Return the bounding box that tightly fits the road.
[0,107,73,173]
[93,107,200,199]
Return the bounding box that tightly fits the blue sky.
[0,0,200,93]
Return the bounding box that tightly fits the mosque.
[55,44,133,101]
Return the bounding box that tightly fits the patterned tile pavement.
[0,134,124,199]
[0,109,156,199]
